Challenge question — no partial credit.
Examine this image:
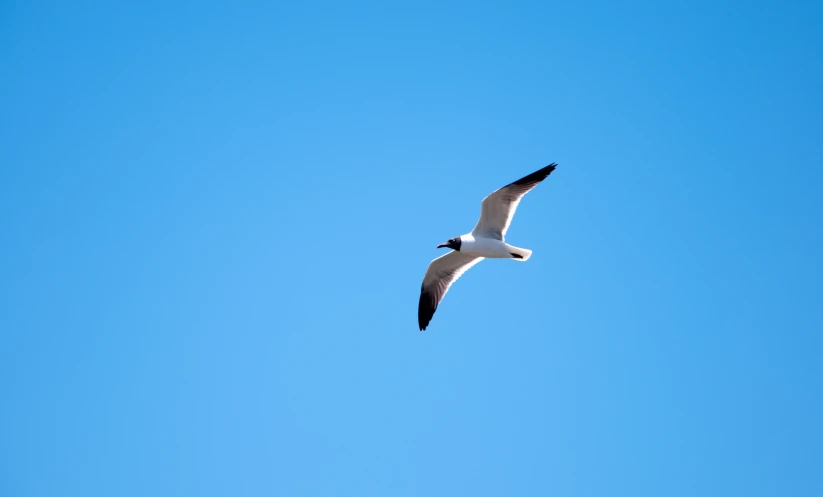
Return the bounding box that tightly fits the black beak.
[436,243,448,249]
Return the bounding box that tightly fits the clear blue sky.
[2,1,822,496]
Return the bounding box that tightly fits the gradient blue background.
[2,1,822,496]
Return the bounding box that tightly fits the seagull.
[418,163,557,331]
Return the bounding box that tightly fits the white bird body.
[457,233,532,261]
[417,163,557,330]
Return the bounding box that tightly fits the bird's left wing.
[472,163,557,240]
[418,251,484,331]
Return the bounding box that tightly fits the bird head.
[436,237,462,251]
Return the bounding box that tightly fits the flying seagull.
[418,163,557,331]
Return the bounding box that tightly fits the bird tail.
[507,246,532,261]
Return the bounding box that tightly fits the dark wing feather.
[472,163,557,240]
[418,251,483,331]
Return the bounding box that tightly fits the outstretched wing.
[418,251,483,331]
[472,163,557,240]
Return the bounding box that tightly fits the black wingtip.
[418,287,436,331]
[510,163,558,187]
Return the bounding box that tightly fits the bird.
[417,163,557,331]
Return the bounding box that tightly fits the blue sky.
[1,1,822,496]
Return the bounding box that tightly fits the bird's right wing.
[418,251,483,331]
[472,163,557,240]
